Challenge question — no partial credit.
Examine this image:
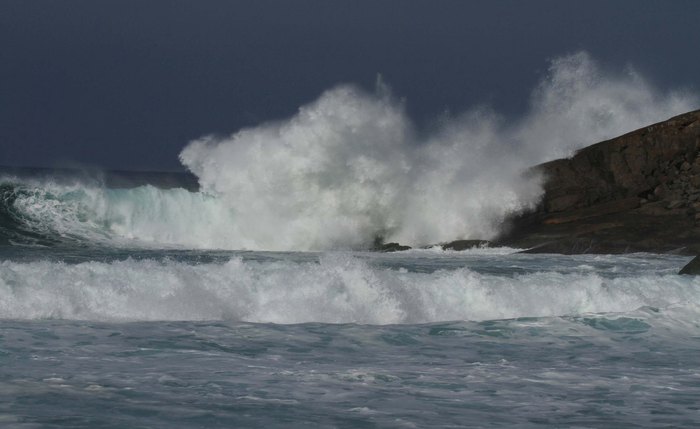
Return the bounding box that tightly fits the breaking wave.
[0,254,698,324]
[2,52,697,250]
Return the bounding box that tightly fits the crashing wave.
[1,52,696,251]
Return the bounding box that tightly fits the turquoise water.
[1,249,700,428]
[3,313,700,428]
[2,173,700,427]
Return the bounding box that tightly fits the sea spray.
[3,54,700,429]
[180,51,697,250]
[0,52,696,250]
[517,52,695,159]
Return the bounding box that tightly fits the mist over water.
[517,52,696,159]
[180,51,697,250]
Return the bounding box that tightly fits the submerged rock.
[441,240,490,251]
[374,242,412,252]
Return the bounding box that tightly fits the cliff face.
[498,110,700,254]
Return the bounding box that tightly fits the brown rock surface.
[497,110,700,254]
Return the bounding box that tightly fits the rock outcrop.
[497,110,700,254]
[374,242,412,252]
[440,240,491,251]
[679,255,700,274]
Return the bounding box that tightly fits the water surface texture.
[1,171,700,427]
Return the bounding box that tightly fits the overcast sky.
[2,0,699,171]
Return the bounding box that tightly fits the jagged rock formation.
[497,110,700,254]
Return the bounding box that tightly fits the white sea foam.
[1,255,698,324]
[4,181,237,248]
[3,52,697,250]
[178,51,696,250]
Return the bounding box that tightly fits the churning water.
[2,52,700,427]
[1,245,699,428]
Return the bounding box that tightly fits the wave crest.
[1,52,696,251]
[1,254,698,324]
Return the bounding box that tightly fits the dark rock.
[654,185,667,198]
[375,242,412,252]
[441,239,490,251]
[691,175,700,188]
[680,255,700,274]
[497,110,700,255]
[541,198,640,224]
[667,200,685,209]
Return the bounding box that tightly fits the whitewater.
[2,52,700,427]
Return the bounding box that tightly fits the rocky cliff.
[497,110,700,254]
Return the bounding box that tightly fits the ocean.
[1,169,700,428]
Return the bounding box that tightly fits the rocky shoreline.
[378,110,700,257]
[496,109,700,255]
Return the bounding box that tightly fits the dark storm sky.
[2,0,699,171]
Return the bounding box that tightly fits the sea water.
[2,174,700,427]
[3,50,700,427]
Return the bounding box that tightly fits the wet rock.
[441,240,490,251]
[680,255,700,274]
[375,242,412,252]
